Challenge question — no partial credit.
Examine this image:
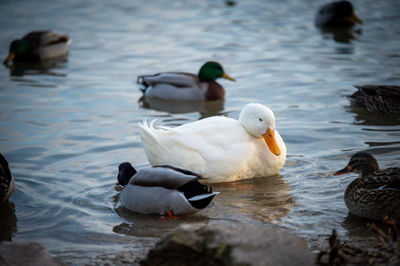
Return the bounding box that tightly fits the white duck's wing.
[131,166,201,189]
[137,72,199,88]
[139,117,253,180]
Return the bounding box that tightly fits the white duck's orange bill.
[263,128,281,156]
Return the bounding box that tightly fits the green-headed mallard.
[350,85,400,113]
[139,103,286,183]
[315,1,363,27]
[117,162,219,215]
[3,31,71,65]
[0,153,15,202]
[334,152,400,222]
[137,61,235,101]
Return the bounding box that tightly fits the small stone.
[0,240,64,266]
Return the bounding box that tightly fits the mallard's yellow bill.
[3,52,15,65]
[223,72,236,81]
[351,12,363,24]
[263,128,281,156]
[334,165,351,176]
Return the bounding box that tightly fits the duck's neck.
[205,82,224,101]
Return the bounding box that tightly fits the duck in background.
[315,1,363,28]
[3,31,71,65]
[117,162,219,216]
[0,153,15,202]
[139,103,286,183]
[334,152,400,222]
[349,85,400,113]
[137,61,235,101]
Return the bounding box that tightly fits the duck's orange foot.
[162,210,178,219]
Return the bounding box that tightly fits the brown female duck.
[334,152,400,222]
[350,85,400,113]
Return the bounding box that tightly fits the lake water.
[0,0,399,264]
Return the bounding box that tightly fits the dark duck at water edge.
[334,152,400,222]
[315,1,363,28]
[349,85,400,113]
[117,162,219,216]
[3,31,71,65]
[137,61,235,101]
[0,153,15,202]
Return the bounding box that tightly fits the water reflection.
[139,96,225,116]
[318,27,362,44]
[0,201,17,241]
[113,206,210,238]
[346,105,400,126]
[4,56,68,77]
[210,174,294,223]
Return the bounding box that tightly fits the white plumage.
[139,103,286,183]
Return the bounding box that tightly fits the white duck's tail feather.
[139,120,174,166]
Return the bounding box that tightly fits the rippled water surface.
[1,0,399,264]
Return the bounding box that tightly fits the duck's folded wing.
[137,72,199,88]
[355,85,400,98]
[131,166,200,189]
[24,31,69,46]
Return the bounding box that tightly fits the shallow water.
[0,0,399,264]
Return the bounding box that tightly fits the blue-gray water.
[0,0,399,264]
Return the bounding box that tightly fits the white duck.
[117,162,218,215]
[139,103,286,183]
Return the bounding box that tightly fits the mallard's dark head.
[117,162,137,186]
[198,61,235,82]
[334,152,379,177]
[3,39,30,64]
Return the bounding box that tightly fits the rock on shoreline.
[141,223,314,266]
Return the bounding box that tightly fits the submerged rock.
[141,223,313,266]
[0,240,64,266]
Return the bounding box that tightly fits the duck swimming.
[334,152,400,222]
[139,103,286,183]
[0,153,15,202]
[117,162,218,215]
[3,31,71,65]
[350,85,400,113]
[315,1,362,27]
[137,61,235,101]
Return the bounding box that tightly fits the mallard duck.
[350,85,400,113]
[139,103,286,183]
[334,152,400,222]
[137,61,235,101]
[3,31,71,65]
[0,153,15,202]
[117,162,218,215]
[315,1,363,27]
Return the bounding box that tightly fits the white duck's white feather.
[139,103,286,183]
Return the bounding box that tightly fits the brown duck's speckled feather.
[345,167,400,221]
[351,85,400,113]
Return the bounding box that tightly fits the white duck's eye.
[259,118,262,122]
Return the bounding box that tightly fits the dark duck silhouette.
[0,153,15,202]
[315,1,362,28]
[349,85,400,113]
[334,152,400,222]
